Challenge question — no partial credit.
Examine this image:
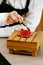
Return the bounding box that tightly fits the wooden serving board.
[7,30,43,56]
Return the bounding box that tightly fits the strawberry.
[20,29,31,37]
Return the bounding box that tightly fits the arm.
[0,12,23,26]
[23,0,42,32]
[0,13,9,26]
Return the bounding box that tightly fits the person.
[0,0,42,37]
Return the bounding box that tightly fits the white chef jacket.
[0,0,43,37]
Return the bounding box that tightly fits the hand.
[6,11,23,24]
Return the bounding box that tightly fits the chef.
[0,0,42,37]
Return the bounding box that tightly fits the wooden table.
[7,30,43,57]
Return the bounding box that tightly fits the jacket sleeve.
[23,0,42,32]
[0,13,9,26]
